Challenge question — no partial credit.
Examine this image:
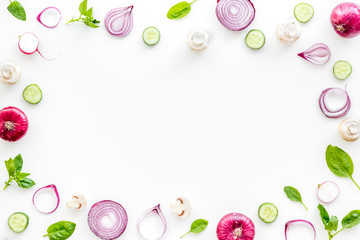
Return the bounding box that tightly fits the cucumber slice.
[142,27,160,46]
[333,60,352,80]
[294,3,314,23]
[245,29,265,49]
[8,212,29,233]
[23,84,42,104]
[258,203,278,223]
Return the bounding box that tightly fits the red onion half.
[137,204,167,240]
[88,200,128,240]
[217,213,255,240]
[285,219,316,240]
[298,43,331,65]
[37,7,62,28]
[319,87,351,118]
[0,106,28,142]
[32,184,60,214]
[216,0,255,31]
[104,6,134,37]
[331,2,360,38]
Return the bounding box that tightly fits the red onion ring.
[298,43,331,65]
[37,7,62,28]
[137,204,167,240]
[319,87,351,118]
[88,200,128,240]
[104,6,134,37]
[216,0,255,31]
[32,184,60,214]
[285,219,316,240]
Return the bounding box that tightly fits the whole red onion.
[217,213,255,240]
[330,2,360,38]
[0,106,28,142]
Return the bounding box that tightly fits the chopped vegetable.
[180,219,208,238]
[331,2,360,38]
[137,204,167,240]
[317,181,340,204]
[276,19,301,44]
[43,221,76,240]
[18,32,53,60]
[258,203,278,223]
[4,154,35,190]
[143,27,160,46]
[66,193,87,211]
[0,107,28,142]
[23,84,42,104]
[283,186,308,211]
[170,197,191,218]
[338,118,360,142]
[298,43,331,65]
[294,3,314,23]
[319,87,351,119]
[8,212,29,233]
[285,219,316,240]
[104,6,134,37]
[37,7,62,28]
[216,0,255,31]
[216,213,255,240]
[187,29,209,51]
[167,1,196,20]
[33,184,60,214]
[66,0,100,28]
[7,0,26,21]
[245,29,265,49]
[333,60,352,80]
[0,62,21,85]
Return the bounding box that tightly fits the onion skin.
[0,106,28,142]
[331,2,360,38]
[217,213,255,240]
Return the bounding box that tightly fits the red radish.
[0,106,28,142]
[18,32,54,60]
[317,181,340,203]
[217,213,255,240]
[331,2,360,38]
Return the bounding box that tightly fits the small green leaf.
[326,216,339,232]
[17,178,35,188]
[44,221,76,240]
[86,7,93,17]
[180,219,208,238]
[17,172,30,179]
[78,0,88,16]
[318,204,330,227]
[13,154,23,173]
[5,158,15,177]
[167,1,196,20]
[341,210,360,229]
[284,186,308,210]
[7,0,26,21]
[84,19,99,28]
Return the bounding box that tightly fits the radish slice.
[32,184,60,214]
[37,7,62,28]
[18,32,55,60]
[285,219,316,240]
[317,181,340,203]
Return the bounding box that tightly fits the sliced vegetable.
[37,7,62,28]
[258,203,278,223]
[0,107,28,142]
[284,186,308,210]
[331,2,360,38]
[0,62,21,85]
[104,6,134,37]
[23,84,42,104]
[8,212,29,233]
[294,3,314,23]
[298,43,331,65]
[67,0,100,28]
[276,19,301,44]
[7,0,26,21]
[43,221,76,240]
[18,32,52,60]
[33,184,60,214]
[333,61,352,80]
[216,213,255,240]
[180,219,208,238]
[245,29,265,49]
[170,197,191,218]
[338,118,360,142]
[319,87,351,119]
[317,181,340,204]
[167,1,196,20]
[143,27,160,46]
[216,0,255,31]
[137,204,167,240]
[88,200,128,240]
[66,193,87,211]
[187,29,209,51]
[285,219,316,240]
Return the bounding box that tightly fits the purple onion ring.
[319,87,351,118]
[32,184,60,214]
[285,219,316,240]
[137,204,167,240]
[37,7,62,28]
[104,6,134,37]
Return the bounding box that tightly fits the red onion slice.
[319,87,351,118]
[32,184,60,214]
[216,0,255,31]
[37,7,62,28]
[137,204,167,240]
[285,219,316,240]
[104,6,134,37]
[317,181,340,203]
[88,200,128,240]
[298,43,331,65]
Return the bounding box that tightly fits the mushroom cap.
[66,193,87,211]
[276,19,301,45]
[187,30,209,52]
[338,117,360,142]
[0,62,21,85]
[170,196,191,218]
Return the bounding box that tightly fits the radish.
[317,181,340,204]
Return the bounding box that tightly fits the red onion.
[32,184,60,214]
[298,43,331,65]
[216,213,255,240]
[319,87,351,118]
[331,2,360,38]
[216,0,255,31]
[37,7,62,28]
[104,6,134,37]
[285,219,316,240]
[18,32,53,60]
[0,106,28,142]
[317,181,340,204]
[137,204,167,240]
[88,200,128,240]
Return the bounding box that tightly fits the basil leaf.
[5,158,15,177]
[44,221,76,240]
[180,219,208,238]
[7,0,26,21]
[78,0,88,16]
[326,216,339,232]
[326,145,354,177]
[167,1,196,20]
[84,19,99,28]
[86,7,93,18]
[318,204,330,227]
[341,210,360,229]
[284,186,308,210]
[17,178,35,188]
[17,172,30,179]
[13,154,23,174]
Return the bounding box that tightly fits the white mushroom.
[170,197,191,218]
[0,63,21,85]
[66,193,87,211]
[276,19,301,45]
[338,117,360,142]
[187,30,209,52]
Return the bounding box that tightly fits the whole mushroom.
[170,197,191,218]
[276,19,301,44]
[66,193,87,211]
[187,30,209,52]
[338,117,360,142]
[0,63,21,85]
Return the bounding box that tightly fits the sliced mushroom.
[66,193,87,211]
[187,30,209,52]
[170,197,191,218]
[338,117,360,142]
[0,62,21,85]
[276,19,301,45]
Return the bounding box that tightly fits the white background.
[1,0,360,239]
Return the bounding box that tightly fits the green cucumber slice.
[8,212,29,233]
[142,27,160,46]
[23,84,42,104]
[245,29,265,50]
[294,3,314,23]
[258,203,278,223]
[333,60,352,80]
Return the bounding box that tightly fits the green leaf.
[78,0,88,16]
[7,0,26,21]
[326,216,339,232]
[167,1,196,20]
[84,19,99,28]
[318,204,330,227]
[17,172,30,179]
[5,158,15,177]
[341,210,360,229]
[326,145,354,177]
[44,221,76,240]
[17,178,35,188]
[86,7,93,17]
[13,154,23,173]
[92,19,100,24]
[180,219,208,238]
[284,186,308,210]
